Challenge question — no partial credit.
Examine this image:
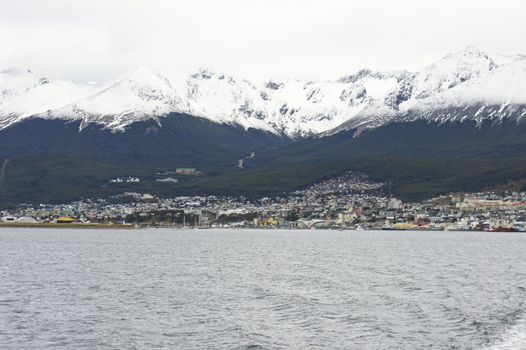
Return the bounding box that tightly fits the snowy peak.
[411,47,496,100]
[337,48,526,133]
[184,68,275,132]
[1,68,52,102]
[0,68,94,129]
[41,66,185,131]
[94,65,182,110]
[116,66,178,97]
[1,47,526,136]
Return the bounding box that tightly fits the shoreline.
[0,222,137,229]
[0,223,519,233]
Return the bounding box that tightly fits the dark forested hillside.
[2,116,526,207]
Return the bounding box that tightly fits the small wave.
[484,318,526,350]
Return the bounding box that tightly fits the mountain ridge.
[1,47,526,137]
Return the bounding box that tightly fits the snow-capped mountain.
[1,47,526,138]
[41,66,185,131]
[0,68,94,130]
[337,47,526,134]
[182,69,275,133]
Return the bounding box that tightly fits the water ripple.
[0,229,526,349]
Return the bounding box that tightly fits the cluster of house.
[2,172,526,231]
[108,168,200,185]
[109,177,141,184]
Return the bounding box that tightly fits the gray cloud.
[1,0,525,82]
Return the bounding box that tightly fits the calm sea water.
[1,228,525,350]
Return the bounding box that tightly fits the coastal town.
[2,171,526,232]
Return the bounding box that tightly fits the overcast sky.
[1,0,525,82]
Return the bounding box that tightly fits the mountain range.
[1,46,526,206]
[2,46,526,137]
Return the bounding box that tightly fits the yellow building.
[56,217,75,224]
[392,222,418,230]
